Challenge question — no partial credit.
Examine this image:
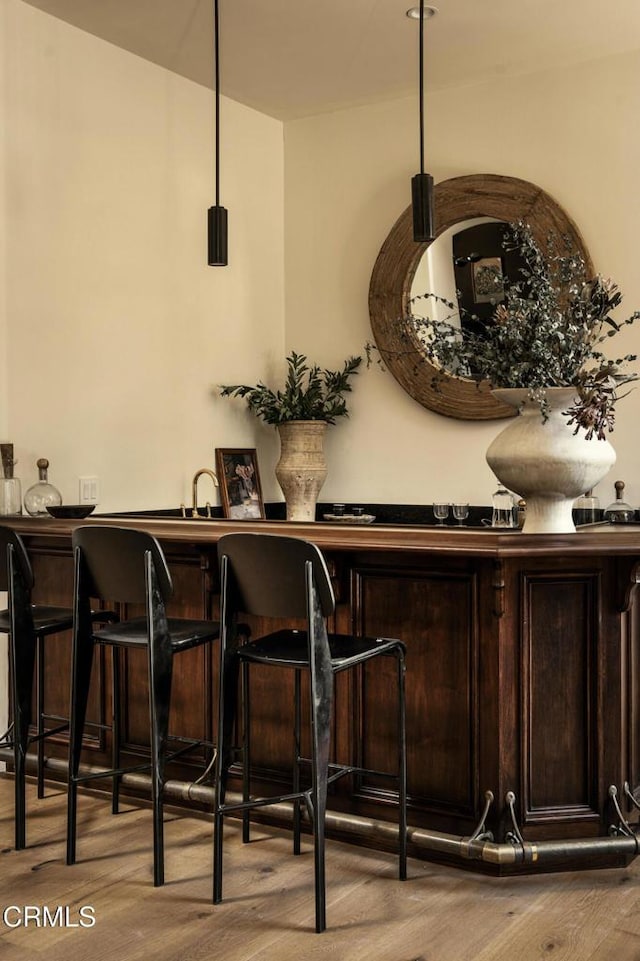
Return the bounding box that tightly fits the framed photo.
[215,448,265,520]
[471,256,505,304]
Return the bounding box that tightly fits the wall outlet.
[79,475,100,505]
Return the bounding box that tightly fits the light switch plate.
[79,475,100,504]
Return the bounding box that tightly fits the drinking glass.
[433,503,450,526]
[453,503,469,526]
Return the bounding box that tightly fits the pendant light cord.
[207,0,227,264]
[411,2,434,243]
[419,0,425,176]
[214,0,220,206]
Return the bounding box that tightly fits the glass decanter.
[491,484,516,528]
[24,458,62,516]
[603,480,635,524]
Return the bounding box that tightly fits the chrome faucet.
[191,468,218,518]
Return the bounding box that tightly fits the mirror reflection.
[411,218,521,336]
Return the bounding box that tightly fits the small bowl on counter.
[46,504,96,519]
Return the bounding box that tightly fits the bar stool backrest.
[72,526,173,604]
[217,533,335,619]
[0,527,34,592]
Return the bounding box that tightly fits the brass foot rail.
[2,751,638,872]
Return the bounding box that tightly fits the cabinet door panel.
[522,572,599,822]
[354,567,478,816]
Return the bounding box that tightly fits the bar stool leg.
[66,635,95,866]
[241,659,250,844]
[397,650,407,881]
[309,698,330,935]
[293,668,302,855]
[12,625,36,851]
[308,661,333,933]
[10,565,36,850]
[213,652,240,904]
[13,717,27,851]
[111,646,122,815]
[36,635,46,798]
[148,644,173,888]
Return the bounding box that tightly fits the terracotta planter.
[275,421,328,522]
[486,387,616,534]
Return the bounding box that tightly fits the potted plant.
[220,351,362,521]
[402,222,640,533]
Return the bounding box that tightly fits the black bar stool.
[214,532,407,933]
[0,526,114,849]
[67,525,219,886]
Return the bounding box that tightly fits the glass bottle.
[573,489,600,526]
[603,480,635,524]
[491,484,516,528]
[0,442,22,516]
[24,458,62,516]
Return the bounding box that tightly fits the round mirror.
[368,174,594,420]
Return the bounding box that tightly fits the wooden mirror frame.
[368,174,594,420]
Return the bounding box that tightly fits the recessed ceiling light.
[406,6,438,19]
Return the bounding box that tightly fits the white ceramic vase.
[275,420,328,522]
[486,387,616,534]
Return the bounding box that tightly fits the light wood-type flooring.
[1,775,640,961]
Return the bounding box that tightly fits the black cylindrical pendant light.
[208,206,228,266]
[411,2,437,243]
[412,171,434,243]
[208,0,228,266]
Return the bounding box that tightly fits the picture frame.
[471,256,505,304]
[215,448,265,520]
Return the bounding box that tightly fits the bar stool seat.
[240,628,403,667]
[67,525,220,887]
[214,532,407,934]
[0,606,72,635]
[92,617,217,650]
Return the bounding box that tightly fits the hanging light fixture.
[408,3,437,243]
[208,0,228,266]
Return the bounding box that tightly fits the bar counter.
[8,510,640,554]
[4,513,640,874]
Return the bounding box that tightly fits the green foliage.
[406,222,639,440]
[220,351,362,425]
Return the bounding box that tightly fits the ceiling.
[20,0,640,121]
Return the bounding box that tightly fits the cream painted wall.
[5,4,640,515]
[4,0,285,513]
[284,50,640,509]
